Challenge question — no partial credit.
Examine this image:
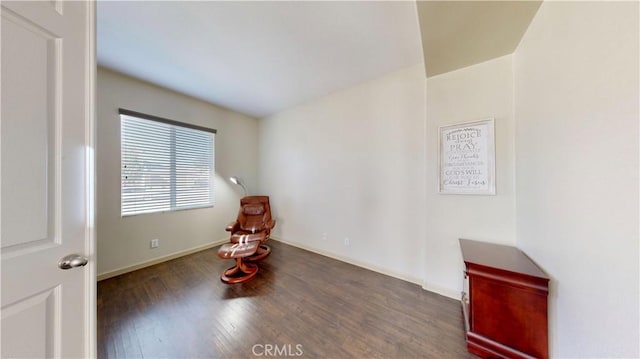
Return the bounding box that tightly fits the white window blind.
[120,109,216,216]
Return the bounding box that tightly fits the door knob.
[58,254,88,270]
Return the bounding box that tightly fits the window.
[120,109,216,216]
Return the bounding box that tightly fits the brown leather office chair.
[225,195,276,262]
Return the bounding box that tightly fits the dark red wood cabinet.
[459,239,550,359]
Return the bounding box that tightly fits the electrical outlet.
[344,237,350,246]
[322,232,327,241]
[150,239,159,248]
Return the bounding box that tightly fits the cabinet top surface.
[459,239,549,280]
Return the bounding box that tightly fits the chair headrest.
[241,195,270,205]
[243,204,265,216]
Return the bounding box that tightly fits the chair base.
[221,258,258,284]
[246,244,271,262]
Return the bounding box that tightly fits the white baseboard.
[97,239,227,281]
[422,281,460,300]
[98,236,462,302]
[271,236,423,286]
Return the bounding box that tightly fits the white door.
[1,1,95,358]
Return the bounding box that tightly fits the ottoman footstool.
[217,241,260,284]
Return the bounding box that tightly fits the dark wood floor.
[98,240,475,358]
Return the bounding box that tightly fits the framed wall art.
[439,118,495,195]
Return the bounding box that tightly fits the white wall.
[514,2,639,357]
[424,55,516,298]
[258,65,426,283]
[97,67,259,277]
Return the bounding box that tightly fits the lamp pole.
[229,176,248,196]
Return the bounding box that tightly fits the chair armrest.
[266,219,276,230]
[225,221,239,232]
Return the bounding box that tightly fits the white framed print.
[439,118,496,195]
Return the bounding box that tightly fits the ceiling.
[97,1,424,118]
[417,1,542,77]
[97,1,541,119]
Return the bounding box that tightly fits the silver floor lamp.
[229,176,248,196]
